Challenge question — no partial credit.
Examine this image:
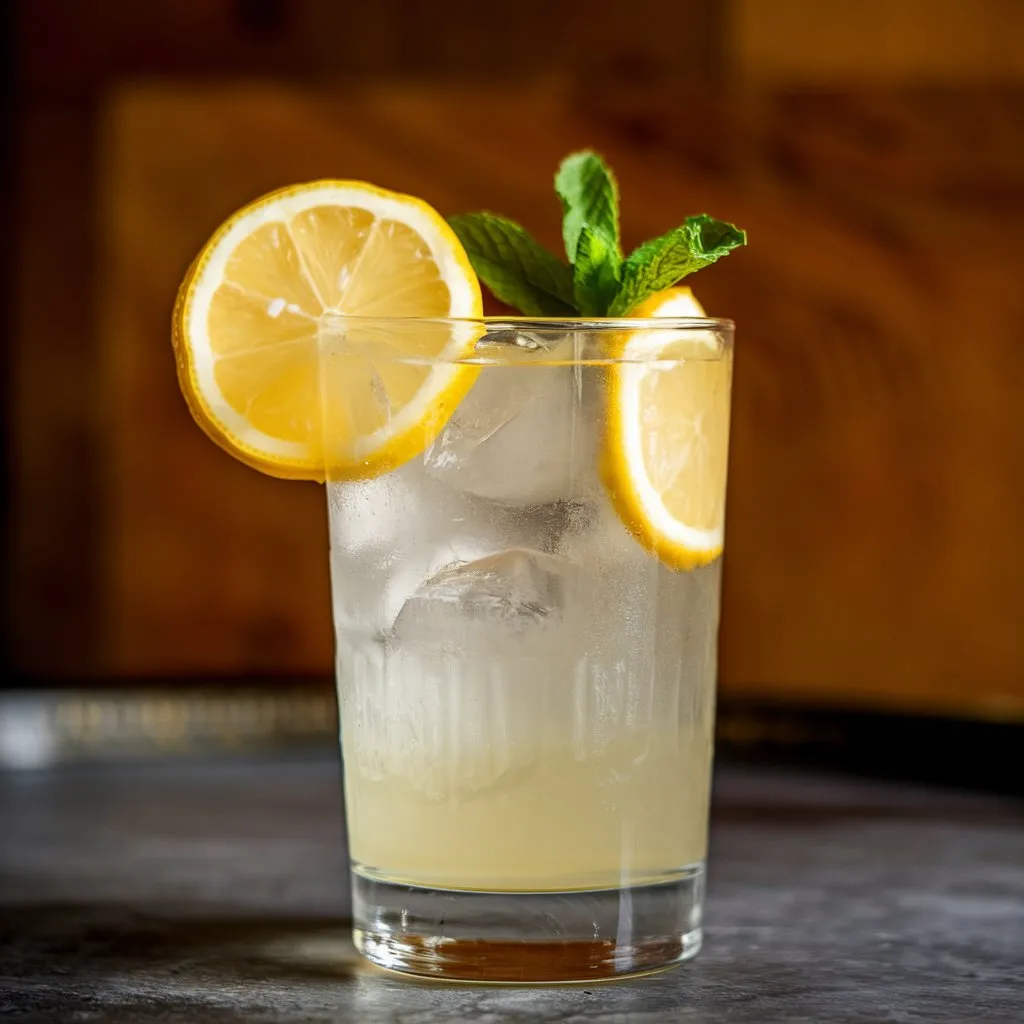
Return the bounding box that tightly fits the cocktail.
[173,153,744,982]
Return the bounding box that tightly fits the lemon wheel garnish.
[602,287,732,570]
[173,181,483,481]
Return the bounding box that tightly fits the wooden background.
[8,0,1024,720]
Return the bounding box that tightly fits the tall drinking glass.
[325,316,733,982]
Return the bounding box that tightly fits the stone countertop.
[1,755,1022,1023]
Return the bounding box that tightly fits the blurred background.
[4,0,1023,784]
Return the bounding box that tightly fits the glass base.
[351,865,704,983]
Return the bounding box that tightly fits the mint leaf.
[609,214,746,316]
[687,214,747,255]
[573,227,621,316]
[448,213,576,316]
[555,151,621,264]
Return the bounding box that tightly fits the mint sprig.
[450,151,746,317]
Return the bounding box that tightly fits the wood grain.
[88,81,1024,718]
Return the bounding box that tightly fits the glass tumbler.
[325,316,733,982]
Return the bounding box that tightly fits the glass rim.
[323,313,735,332]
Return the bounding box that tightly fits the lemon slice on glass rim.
[173,180,483,481]
[602,287,733,570]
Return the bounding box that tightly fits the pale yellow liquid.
[343,727,713,891]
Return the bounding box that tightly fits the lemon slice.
[603,287,732,570]
[173,181,483,480]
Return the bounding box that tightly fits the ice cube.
[341,550,579,799]
[392,548,566,642]
[474,327,551,353]
[327,463,499,637]
[424,342,596,506]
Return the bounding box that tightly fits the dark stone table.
[1,755,1022,1022]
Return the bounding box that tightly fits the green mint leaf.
[687,213,747,255]
[555,150,621,264]
[448,212,576,316]
[609,214,746,316]
[573,226,622,316]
